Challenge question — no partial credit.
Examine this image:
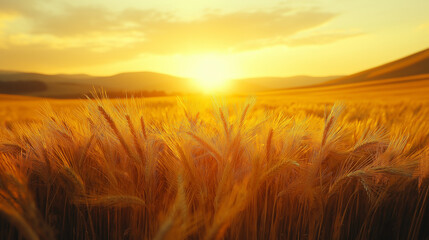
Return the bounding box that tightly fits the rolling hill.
[1,47,428,98]
[0,70,341,98]
[261,47,429,100]
[92,72,194,93]
[0,71,193,98]
[322,48,429,86]
[233,75,342,90]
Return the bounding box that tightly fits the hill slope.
[261,47,429,100]
[323,48,429,85]
[0,70,341,97]
[92,72,193,93]
[0,71,193,98]
[234,75,341,90]
[261,74,429,100]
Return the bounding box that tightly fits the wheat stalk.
[77,195,146,208]
[187,132,222,161]
[98,105,133,158]
[140,115,148,140]
[126,115,144,161]
[219,108,229,139]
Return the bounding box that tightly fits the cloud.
[34,6,116,36]
[284,32,363,46]
[417,22,429,31]
[0,0,33,13]
[39,7,338,51]
[0,3,361,69]
[0,0,49,16]
[2,3,346,50]
[133,9,339,53]
[27,6,348,54]
[0,41,143,71]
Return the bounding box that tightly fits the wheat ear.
[98,106,132,158]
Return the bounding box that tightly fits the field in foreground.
[0,94,428,239]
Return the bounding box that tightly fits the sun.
[187,55,234,92]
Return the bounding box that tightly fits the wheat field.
[0,94,428,239]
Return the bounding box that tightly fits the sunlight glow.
[187,55,234,92]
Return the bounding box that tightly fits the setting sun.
[187,55,234,92]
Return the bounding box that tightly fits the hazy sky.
[0,0,428,79]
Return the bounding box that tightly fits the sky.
[0,0,428,80]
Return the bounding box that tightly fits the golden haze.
[0,0,428,82]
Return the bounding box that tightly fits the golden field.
[0,91,428,240]
[1,0,428,238]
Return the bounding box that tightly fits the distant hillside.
[92,72,194,93]
[54,74,94,80]
[0,72,72,83]
[0,72,106,98]
[259,74,429,101]
[233,75,342,91]
[323,48,429,85]
[0,71,193,98]
[260,47,429,100]
[0,80,47,94]
[0,70,343,97]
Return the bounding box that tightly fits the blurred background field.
[1,86,428,131]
